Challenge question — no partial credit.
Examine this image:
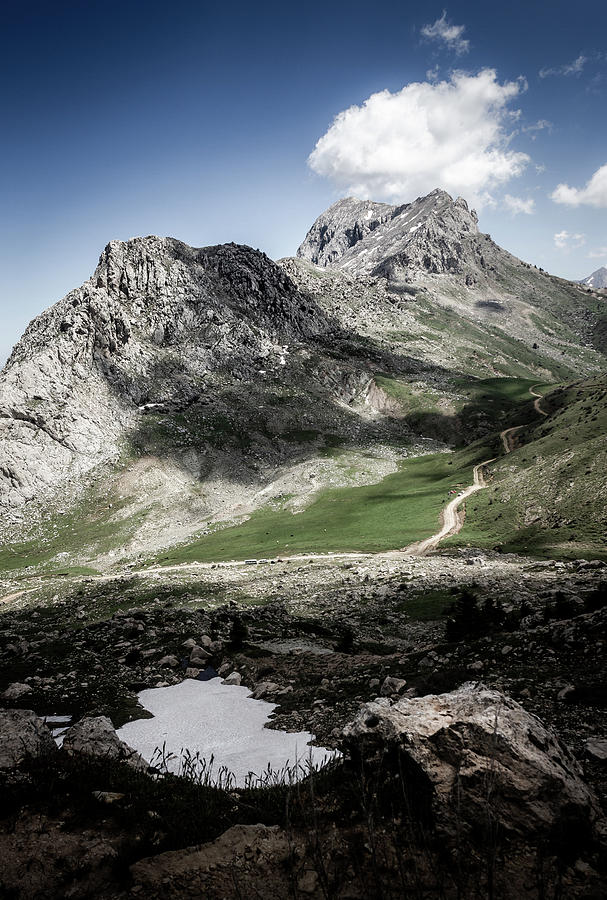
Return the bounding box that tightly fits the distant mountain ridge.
[1,189,606,571]
[580,266,607,290]
[295,189,607,358]
[297,189,481,279]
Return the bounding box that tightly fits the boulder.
[585,738,607,763]
[2,682,33,701]
[158,655,179,668]
[251,681,281,700]
[130,825,293,899]
[0,708,57,769]
[189,645,211,662]
[343,682,600,843]
[222,672,242,686]
[62,716,148,771]
[380,676,407,697]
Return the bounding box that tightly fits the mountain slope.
[446,374,607,559]
[580,266,607,290]
[1,192,606,573]
[296,190,607,364]
[0,238,335,511]
[1,237,456,571]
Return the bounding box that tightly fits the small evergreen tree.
[446,589,481,641]
[229,616,249,650]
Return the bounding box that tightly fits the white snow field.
[116,677,337,787]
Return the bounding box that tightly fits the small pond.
[116,677,337,787]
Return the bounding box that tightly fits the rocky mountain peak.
[297,189,480,279]
[579,266,607,290]
[0,238,334,510]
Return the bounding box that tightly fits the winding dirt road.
[530,385,549,417]
[404,385,549,556]
[0,389,553,599]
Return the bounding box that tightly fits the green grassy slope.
[152,444,490,565]
[375,375,554,444]
[446,375,607,559]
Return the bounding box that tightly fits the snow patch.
[116,678,336,786]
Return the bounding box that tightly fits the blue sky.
[1,0,606,365]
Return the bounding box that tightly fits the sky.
[1,0,606,365]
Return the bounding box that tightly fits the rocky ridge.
[580,266,607,290]
[1,191,606,570]
[0,239,337,512]
[296,189,607,354]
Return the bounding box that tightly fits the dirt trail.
[404,385,549,557]
[530,385,549,417]
[0,589,34,604]
[500,425,522,453]
[403,457,496,556]
[0,390,553,593]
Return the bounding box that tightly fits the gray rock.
[62,716,148,770]
[2,682,33,701]
[0,709,57,769]
[189,646,211,665]
[0,239,332,511]
[222,672,242,686]
[158,655,179,668]
[297,190,479,279]
[380,676,407,697]
[343,682,601,841]
[585,738,607,762]
[251,681,281,700]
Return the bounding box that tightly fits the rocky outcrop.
[297,189,483,279]
[580,266,607,290]
[296,197,396,268]
[0,708,57,769]
[130,824,296,899]
[0,239,334,511]
[62,715,148,770]
[343,682,601,843]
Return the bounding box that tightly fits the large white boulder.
[343,682,600,842]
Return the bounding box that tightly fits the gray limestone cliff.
[297,189,484,280]
[0,239,333,510]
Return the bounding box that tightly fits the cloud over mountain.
[551,163,607,208]
[308,69,529,208]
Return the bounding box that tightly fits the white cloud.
[521,119,552,140]
[503,194,535,215]
[554,230,586,250]
[539,54,587,78]
[587,246,607,259]
[421,11,469,55]
[551,163,607,207]
[308,69,530,208]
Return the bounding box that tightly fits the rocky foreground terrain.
[1,550,606,897]
[1,190,606,897]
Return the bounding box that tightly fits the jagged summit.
[579,266,607,290]
[0,238,334,510]
[297,189,479,278]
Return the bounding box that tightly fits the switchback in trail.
[403,385,549,557]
